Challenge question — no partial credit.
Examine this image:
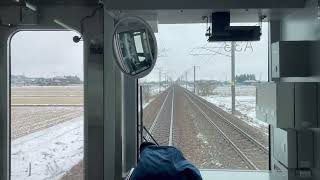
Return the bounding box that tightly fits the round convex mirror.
[113,16,158,79]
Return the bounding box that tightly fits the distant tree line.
[235,74,256,83]
[12,75,83,86]
[196,80,220,96]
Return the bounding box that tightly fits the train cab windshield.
[1,1,319,180]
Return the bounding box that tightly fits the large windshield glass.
[139,23,269,170]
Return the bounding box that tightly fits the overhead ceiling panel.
[109,9,299,24]
[104,0,305,10]
[0,0,99,6]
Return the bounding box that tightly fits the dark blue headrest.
[131,145,202,180]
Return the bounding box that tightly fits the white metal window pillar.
[83,7,105,180]
[0,26,11,180]
[103,13,122,180]
[122,76,138,175]
[104,12,138,179]
[268,20,281,171]
[268,21,281,82]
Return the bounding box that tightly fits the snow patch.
[200,85,268,130]
[11,116,84,180]
[197,133,209,145]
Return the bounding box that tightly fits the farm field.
[11,106,83,139]
[11,86,83,96]
[11,86,83,105]
[11,86,84,180]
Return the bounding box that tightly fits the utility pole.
[164,73,168,88]
[185,71,188,89]
[231,42,236,114]
[159,69,162,93]
[164,73,168,87]
[193,66,197,94]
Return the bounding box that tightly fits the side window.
[10,31,84,179]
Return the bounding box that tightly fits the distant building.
[11,75,83,86]
[242,80,258,85]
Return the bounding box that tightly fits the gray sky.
[11,23,268,82]
[142,23,269,82]
[11,31,83,79]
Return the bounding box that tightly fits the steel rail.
[168,86,175,146]
[185,89,268,153]
[185,92,259,170]
[146,88,172,141]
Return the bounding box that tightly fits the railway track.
[142,89,170,130]
[184,89,269,170]
[145,87,175,146]
[142,85,268,170]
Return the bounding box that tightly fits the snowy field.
[11,106,83,140]
[11,116,83,180]
[201,85,268,130]
[11,86,84,180]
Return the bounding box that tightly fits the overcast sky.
[11,23,268,82]
[11,31,84,79]
[143,23,269,82]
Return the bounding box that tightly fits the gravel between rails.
[184,88,269,170]
[143,89,170,130]
[188,90,269,148]
[146,85,268,170]
[173,86,250,169]
[147,89,173,145]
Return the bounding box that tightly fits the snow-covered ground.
[201,85,268,130]
[11,116,83,180]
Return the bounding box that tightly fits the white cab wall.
[280,1,320,179]
[281,0,320,41]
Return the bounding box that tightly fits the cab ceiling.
[109,9,302,24]
[0,0,99,6]
[0,0,305,8]
[103,0,305,9]
[104,0,306,23]
[0,0,307,24]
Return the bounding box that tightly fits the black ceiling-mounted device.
[207,12,261,42]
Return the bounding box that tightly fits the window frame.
[7,28,87,180]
